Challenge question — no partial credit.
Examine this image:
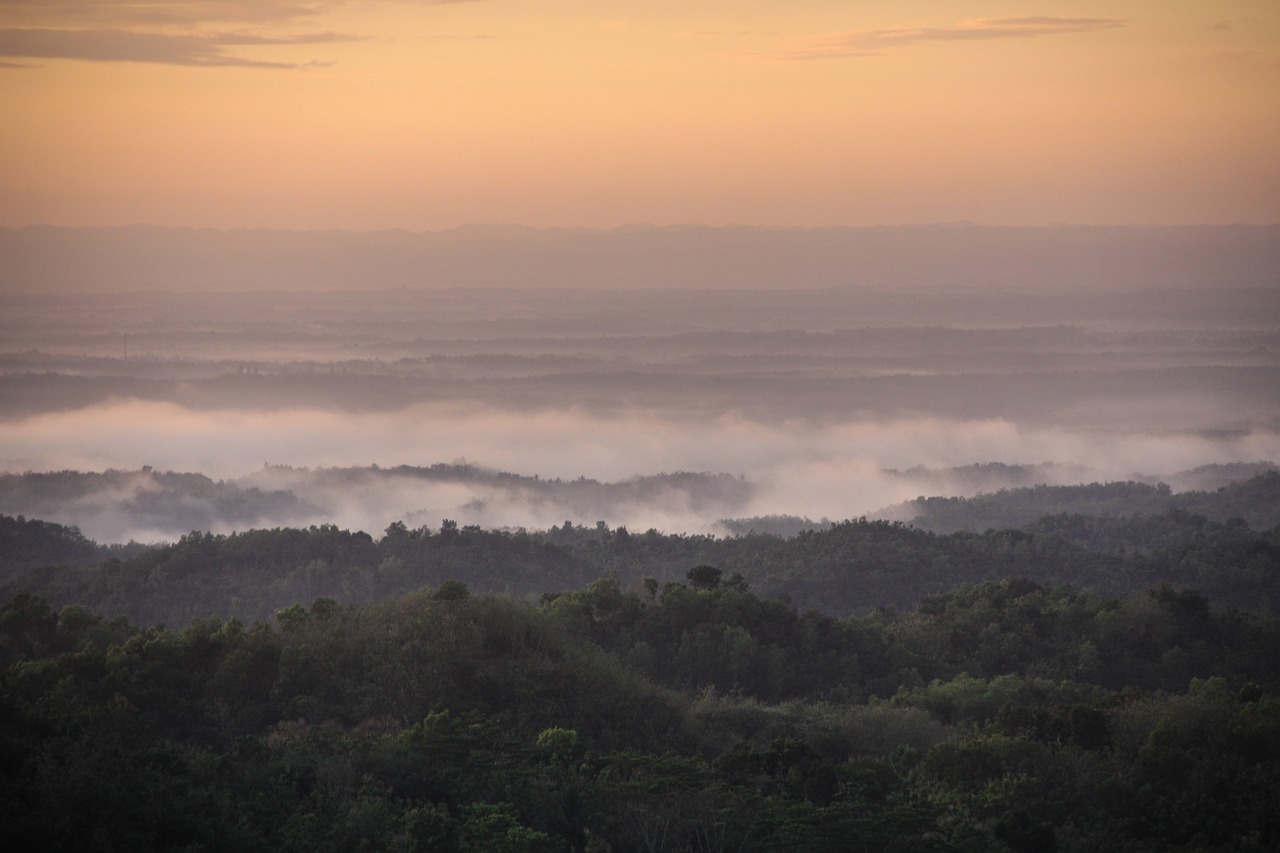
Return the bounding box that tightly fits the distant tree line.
[898,470,1280,533]
[3,474,1279,627]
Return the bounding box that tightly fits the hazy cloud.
[768,16,1128,61]
[1210,18,1260,31]
[1205,50,1279,72]
[675,30,776,40]
[0,27,358,67]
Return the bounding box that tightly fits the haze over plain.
[1,278,1277,541]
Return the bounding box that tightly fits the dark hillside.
[6,511,1278,625]
[891,471,1280,533]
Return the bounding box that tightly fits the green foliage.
[687,564,723,590]
[432,580,470,601]
[2,581,1279,851]
[4,473,1280,853]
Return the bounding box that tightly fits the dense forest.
[2,573,1277,851]
[2,468,1279,850]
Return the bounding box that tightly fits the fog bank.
[2,400,1275,542]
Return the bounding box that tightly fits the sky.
[2,1,1278,230]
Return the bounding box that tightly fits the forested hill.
[884,469,1280,534]
[0,514,148,574]
[3,475,1280,850]
[4,501,1277,626]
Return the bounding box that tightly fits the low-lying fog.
[1,402,1276,543]
[2,227,1276,543]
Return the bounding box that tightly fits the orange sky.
[2,1,1277,229]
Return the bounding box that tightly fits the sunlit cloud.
[0,1,465,68]
[0,0,474,28]
[765,16,1128,62]
[0,27,358,67]
[0,1,332,28]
